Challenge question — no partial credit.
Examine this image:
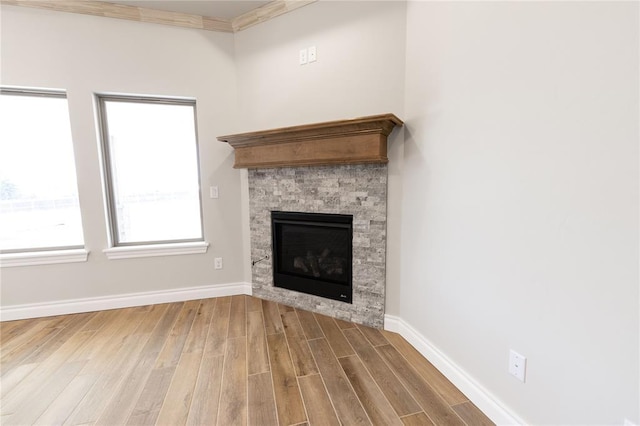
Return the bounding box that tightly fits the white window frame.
[96,94,208,260]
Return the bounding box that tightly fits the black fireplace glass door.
[272,211,353,303]
[276,223,351,285]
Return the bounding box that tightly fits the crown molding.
[232,0,316,32]
[1,0,318,33]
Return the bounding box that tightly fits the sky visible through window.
[0,92,84,251]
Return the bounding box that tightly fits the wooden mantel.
[217,114,403,169]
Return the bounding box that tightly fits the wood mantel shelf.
[217,113,403,169]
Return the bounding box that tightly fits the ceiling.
[113,1,271,21]
[3,0,310,32]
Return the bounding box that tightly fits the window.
[97,95,204,248]
[0,88,84,253]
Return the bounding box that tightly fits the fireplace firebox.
[271,211,353,303]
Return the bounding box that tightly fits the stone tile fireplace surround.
[249,164,387,328]
[218,114,402,328]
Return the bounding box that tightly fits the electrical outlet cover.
[509,350,526,382]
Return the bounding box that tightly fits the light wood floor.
[0,295,493,425]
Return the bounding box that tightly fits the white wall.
[0,6,246,306]
[402,2,639,424]
[234,0,407,316]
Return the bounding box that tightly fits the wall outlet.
[209,186,219,199]
[509,349,526,382]
[308,46,317,62]
[299,48,308,65]
[214,257,223,270]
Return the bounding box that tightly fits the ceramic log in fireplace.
[272,211,353,303]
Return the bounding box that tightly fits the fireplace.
[272,211,353,303]
[218,114,402,328]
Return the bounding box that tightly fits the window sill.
[103,241,209,260]
[0,248,89,268]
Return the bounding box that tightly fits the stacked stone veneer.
[249,163,387,328]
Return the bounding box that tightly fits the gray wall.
[401,2,638,424]
[234,0,408,316]
[0,6,246,304]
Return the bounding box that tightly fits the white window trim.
[103,241,209,260]
[0,249,89,268]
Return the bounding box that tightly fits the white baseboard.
[384,314,525,426]
[0,282,252,321]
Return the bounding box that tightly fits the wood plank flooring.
[0,295,494,425]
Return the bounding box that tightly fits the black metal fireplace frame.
[271,211,353,303]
